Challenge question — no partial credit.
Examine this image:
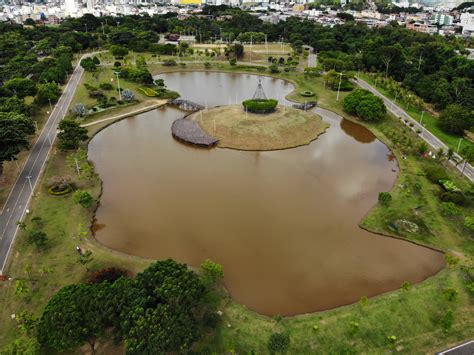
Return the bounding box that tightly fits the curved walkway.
[81,100,167,128]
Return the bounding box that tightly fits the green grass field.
[0,60,472,353]
[194,104,328,150]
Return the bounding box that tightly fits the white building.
[460,12,474,35]
[64,0,76,16]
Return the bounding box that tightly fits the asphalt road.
[0,58,85,274]
[355,78,473,181]
[438,340,474,354]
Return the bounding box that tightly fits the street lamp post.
[336,72,343,101]
[48,98,53,112]
[391,92,399,111]
[457,138,463,154]
[114,71,122,101]
[419,110,425,125]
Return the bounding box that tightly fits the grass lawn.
[0,59,473,353]
[192,105,328,151]
[0,125,152,350]
[68,67,151,111]
[359,73,472,157]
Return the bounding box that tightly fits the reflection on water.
[89,72,445,316]
[340,118,376,144]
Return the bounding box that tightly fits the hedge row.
[242,99,278,114]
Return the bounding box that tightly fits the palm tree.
[460,146,474,176]
[447,148,454,163]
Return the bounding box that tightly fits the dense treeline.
[0,7,472,170]
[13,259,223,354]
[55,9,472,113]
[2,9,472,112]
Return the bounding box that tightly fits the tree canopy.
[343,89,386,122]
[0,112,35,174]
[37,259,214,354]
[57,119,88,150]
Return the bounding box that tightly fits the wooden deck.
[171,118,218,148]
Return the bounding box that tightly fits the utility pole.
[336,72,343,101]
[114,71,122,100]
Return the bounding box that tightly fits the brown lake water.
[89,72,445,316]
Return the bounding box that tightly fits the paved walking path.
[355,78,473,181]
[81,100,166,128]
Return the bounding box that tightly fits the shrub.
[48,185,73,196]
[242,99,278,114]
[72,190,94,209]
[202,311,220,329]
[443,288,458,302]
[378,192,392,206]
[113,61,121,68]
[417,142,428,155]
[26,230,48,250]
[88,90,105,99]
[300,91,315,97]
[47,175,73,190]
[269,63,280,74]
[99,83,113,90]
[204,62,211,69]
[440,202,462,217]
[440,191,466,205]
[138,87,158,97]
[162,59,177,67]
[464,216,474,232]
[200,259,224,287]
[72,103,87,117]
[83,83,97,92]
[87,267,128,284]
[440,309,454,333]
[122,89,135,102]
[439,180,461,193]
[423,165,448,184]
[268,333,290,354]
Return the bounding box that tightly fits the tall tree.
[37,284,109,354]
[57,119,88,150]
[0,112,35,174]
[4,78,37,98]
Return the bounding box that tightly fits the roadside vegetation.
[360,73,474,156]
